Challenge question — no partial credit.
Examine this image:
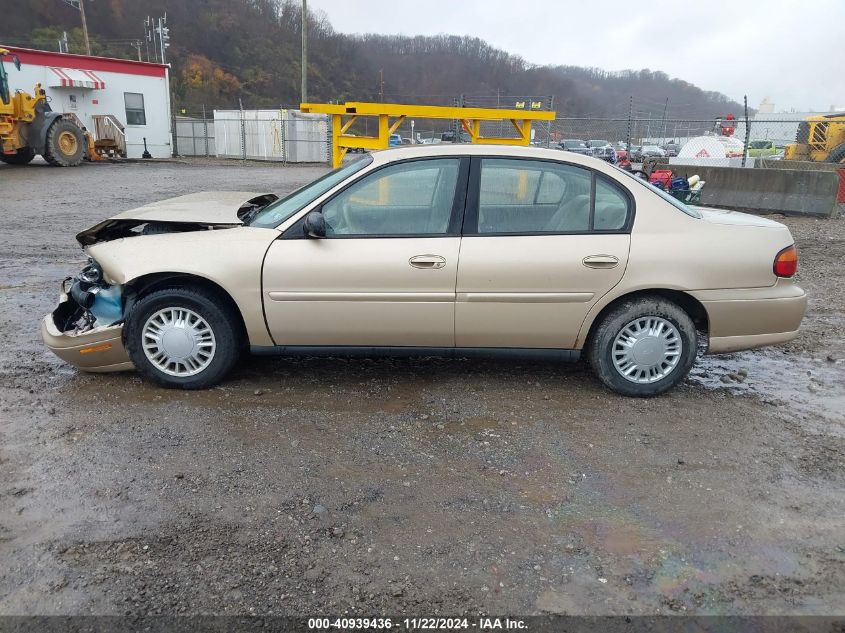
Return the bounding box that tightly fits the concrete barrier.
[661,165,840,217]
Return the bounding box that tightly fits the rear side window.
[471,158,631,234]
[594,178,629,230]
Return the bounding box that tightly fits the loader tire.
[43,119,85,167]
[0,147,36,165]
[827,143,845,164]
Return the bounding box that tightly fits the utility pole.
[660,97,669,144]
[301,0,308,104]
[59,0,91,55]
[156,14,169,65]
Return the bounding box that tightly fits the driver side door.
[261,157,468,347]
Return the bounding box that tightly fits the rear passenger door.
[455,157,632,349]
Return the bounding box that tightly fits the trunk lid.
[694,207,785,229]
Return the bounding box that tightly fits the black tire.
[43,118,85,167]
[0,146,36,165]
[588,296,697,397]
[125,287,242,389]
[827,143,845,164]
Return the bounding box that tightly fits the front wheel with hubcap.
[588,296,697,396]
[125,287,241,389]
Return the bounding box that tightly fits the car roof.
[367,144,612,170]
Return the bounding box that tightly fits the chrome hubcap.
[142,307,216,377]
[612,316,682,384]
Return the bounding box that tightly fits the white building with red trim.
[3,46,171,158]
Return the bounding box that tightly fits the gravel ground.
[0,159,843,617]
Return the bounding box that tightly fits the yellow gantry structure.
[300,101,556,168]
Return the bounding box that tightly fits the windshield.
[749,140,771,149]
[563,140,586,148]
[590,140,609,146]
[248,155,372,228]
[613,166,702,219]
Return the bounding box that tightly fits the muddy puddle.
[690,350,845,432]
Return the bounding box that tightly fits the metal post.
[239,98,246,161]
[547,95,554,148]
[660,98,668,144]
[742,95,750,168]
[281,109,287,164]
[301,0,308,104]
[625,95,633,156]
[202,104,209,157]
[171,104,178,157]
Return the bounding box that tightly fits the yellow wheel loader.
[784,113,845,164]
[1,48,86,166]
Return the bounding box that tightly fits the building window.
[124,92,146,125]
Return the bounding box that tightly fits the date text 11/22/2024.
[307,617,528,630]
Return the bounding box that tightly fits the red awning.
[48,67,105,89]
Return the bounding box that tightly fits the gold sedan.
[42,145,806,396]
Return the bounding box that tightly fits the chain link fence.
[548,117,845,170]
[171,103,845,173]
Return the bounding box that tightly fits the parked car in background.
[440,130,471,143]
[747,140,779,157]
[389,133,402,147]
[558,139,591,155]
[42,145,806,397]
[640,145,666,158]
[587,141,617,164]
[587,140,612,156]
[662,143,680,157]
[629,146,644,162]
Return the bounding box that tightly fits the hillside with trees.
[2,0,745,118]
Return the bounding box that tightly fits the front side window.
[124,92,146,125]
[321,158,460,236]
[476,159,596,234]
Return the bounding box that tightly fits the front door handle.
[409,254,446,269]
[582,255,620,269]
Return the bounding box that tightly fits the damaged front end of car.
[42,191,279,373]
[41,258,133,372]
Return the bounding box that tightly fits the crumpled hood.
[109,191,273,224]
[76,191,278,246]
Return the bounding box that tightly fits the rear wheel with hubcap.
[125,287,241,389]
[588,296,697,396]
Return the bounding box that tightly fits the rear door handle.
[409,254,446,269]
[582,255,620,269]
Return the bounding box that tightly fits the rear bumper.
[690,282,807,354]
[41,294,133,373]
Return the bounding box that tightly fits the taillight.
[773,244,798,277]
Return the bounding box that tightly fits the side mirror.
[303,210,326,238]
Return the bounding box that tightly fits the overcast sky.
[309,0,844,113]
